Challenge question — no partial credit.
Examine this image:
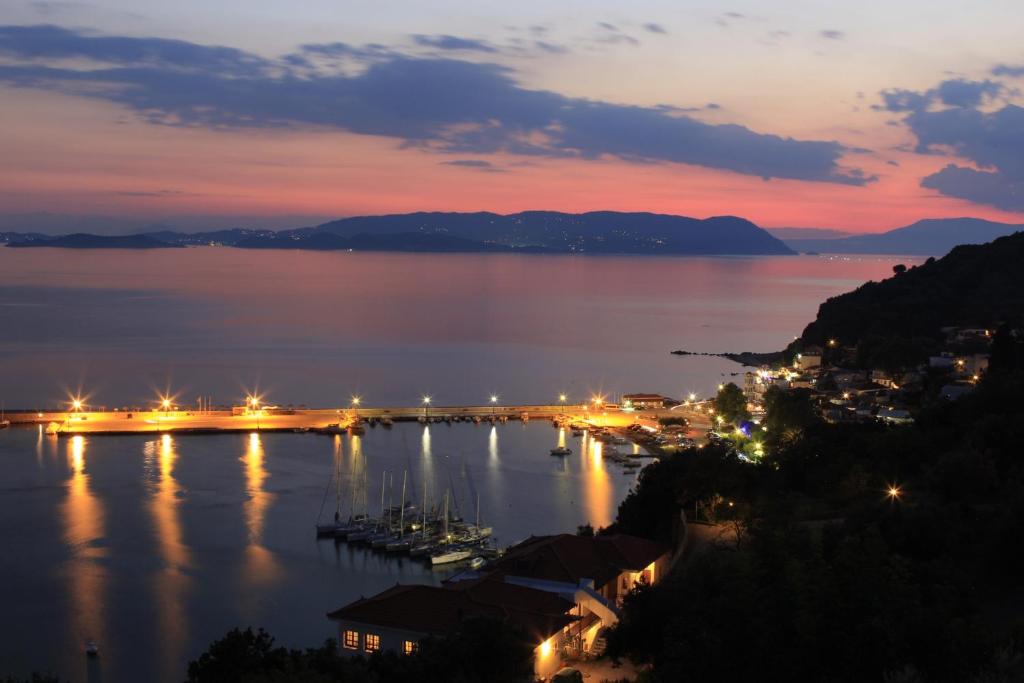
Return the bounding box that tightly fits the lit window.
[403,640,418,655]
[343,630,359,650]
[365,633,381,652]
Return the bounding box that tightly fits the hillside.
[1,211,796,255]
[314,211,794,255]
[793,231,1024,357]
[7,233,182,249]
[783,217,1024,255]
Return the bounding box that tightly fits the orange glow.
[539,637,552,657]
[62,435,106,649]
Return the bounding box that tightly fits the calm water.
[0,248,913,681]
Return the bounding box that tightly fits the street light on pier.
[489,394,498,419]
[422,395,431,419]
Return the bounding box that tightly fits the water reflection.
[146,434,190,679]
[582,437,612,528]
[242,433,279,584]
[62,435,107,666]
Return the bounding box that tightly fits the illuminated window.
[364,633,381,652]
[403,640,418,655]
[343,630,359,650]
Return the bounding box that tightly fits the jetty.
[1,400,710,437]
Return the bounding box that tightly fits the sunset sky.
[1,0,1023,233]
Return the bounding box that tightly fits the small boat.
[431,547,474,565]
[470,556,486,569]
[385,538,412,553]
[550,446,572,456]
[571,429,583,437]
[85,640,99,658]
[0,420,9,430]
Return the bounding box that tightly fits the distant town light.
[887,484,902,501]
[688,392,697,402]
[539,638,552,657]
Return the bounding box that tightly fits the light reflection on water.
[62,435,106,677]
[0,414,638,682]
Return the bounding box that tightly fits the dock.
[2,401,712,437]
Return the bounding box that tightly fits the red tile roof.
[327,577,576,642]
[490,534,670,588]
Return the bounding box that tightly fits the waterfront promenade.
[4,401,712,436]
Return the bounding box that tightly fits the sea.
[0,248,916,681]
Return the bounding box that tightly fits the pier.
[3,401,712,437]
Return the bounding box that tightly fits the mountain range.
[777,218,1024,255]
[1,211,795,255]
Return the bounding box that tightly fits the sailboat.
[430,492,474,565]
[316,444,345,537]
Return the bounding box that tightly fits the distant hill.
[782,218,1024,255]
[311,211,794,255]
[2,211,795,255]
[766,227,853,241]
[790,231,1024,364]
[7,233,181,249]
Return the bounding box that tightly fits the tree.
[893,263,907,275]
[714,382,750,424]
[763,386,819,450]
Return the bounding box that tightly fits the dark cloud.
[934,78,1003,107]
[411,34,497,53]
[642,23,667,35]
[820,30,845,40]
[439,159,503,172]
[0,24,871,185]
[992,63,1024,78]
[880,76,1024,210]
[533,41,569,55]
[922,164,1024,211]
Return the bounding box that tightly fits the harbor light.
[490,395,498,404]
[351,396,361,406]
[71,398,83,412]
[558,393,567,404]
[688,392,696,402]
[422,395,431,405]
[539,637,553,657]
[887,484,902,501]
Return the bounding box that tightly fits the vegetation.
[185,621,536,683]
[606,364,1024,682]
[790,231,1024,369]
[713,382,750,424]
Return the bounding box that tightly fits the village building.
[327,533,671,680]
[621,393,674,409]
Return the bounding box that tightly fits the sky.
[0,0,1023,233]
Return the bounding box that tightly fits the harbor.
[2,397,713,438]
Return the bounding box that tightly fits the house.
[621,393,673,409]
[327,533,671,680]
[328,577,577,679]
[795,352,822,372]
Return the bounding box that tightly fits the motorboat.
[85,641,99,658]
[550,446,572,456]
[431,547,474,565]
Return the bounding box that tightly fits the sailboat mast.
[399,471,407,538]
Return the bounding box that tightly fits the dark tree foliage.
[607,369,1024,682]
[185,619,536,683]
[713,382,750,424]
[605,445,748,545]
[762,386,820,451]
[790,232,1024,367]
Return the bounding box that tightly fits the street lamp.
[71,398,83,412]
[422,395,431,419]
[887,484,902,501]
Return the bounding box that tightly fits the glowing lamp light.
[161,398,171,410]
[558,393,567,403]
[72,399,83,412]
[351,396,361,406]
[887,484,902,501]
[490,395,498,404]
[539,638,552,657]
[688,392,697,402]
[422,396,431,405]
